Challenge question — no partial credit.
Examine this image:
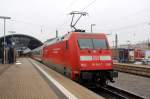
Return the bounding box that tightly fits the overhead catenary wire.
[10,19,41,27]
[9,19,56,32]
[54,0,81,32]
[7,0,79,33]
[108,20,150,32]
[58,0,97,31]
[66,0,79,9]
[81,0,97,11]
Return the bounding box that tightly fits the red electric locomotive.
[34,32,117,85]
[31,11,117,85]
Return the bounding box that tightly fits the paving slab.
[110,72,150,99]
[0,58,59,99]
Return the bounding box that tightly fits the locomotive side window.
[78,39,93,49]
[93,39,108,49]
[78,38,108,49]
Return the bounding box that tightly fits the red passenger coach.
[34,32,117,85]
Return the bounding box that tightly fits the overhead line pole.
[91,24,96,33]
[115,34,118,49]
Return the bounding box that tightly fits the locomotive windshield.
[78,38,108,49]
[78,39,93,49]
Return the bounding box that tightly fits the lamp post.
[90,24,96,33]
[148,23,150,48]
[127,40,131,62]
[0,16,11,64]
[127,40,131,48]
[112,41,115,48]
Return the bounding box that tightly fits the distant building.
[118,41,150,50]
[0,34,43,64]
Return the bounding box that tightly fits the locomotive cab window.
[78,38,108,49]
[93,39,108,49]
[78,39,93,49]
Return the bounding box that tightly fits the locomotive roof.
[43,32,107,47]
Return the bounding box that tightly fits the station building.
[0,34,43,64]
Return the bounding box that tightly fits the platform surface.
[114,63,150,69]
[110,72,150,98]
[0,58,103,99]
[0,58,59,99]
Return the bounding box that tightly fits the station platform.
[110,72,150,98]
[0,58,103,99]
[113,63,150,77]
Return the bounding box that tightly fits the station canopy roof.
[0,34,43,52]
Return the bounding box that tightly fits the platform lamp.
[0,16,11,64]
[90,24,96,33]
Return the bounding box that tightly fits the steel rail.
[98,85,144,99]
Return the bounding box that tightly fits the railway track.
[91,85,144,99]
[113,63,150,77]
[33,58,146,99]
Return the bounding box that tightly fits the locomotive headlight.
[95,63,101,66]
[105,63,112,66]
[100,56,111,60]
[80,56,92,61]
[81,63,87,67]
[92,63,95,66]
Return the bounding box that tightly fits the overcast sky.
[0,0,150,45]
